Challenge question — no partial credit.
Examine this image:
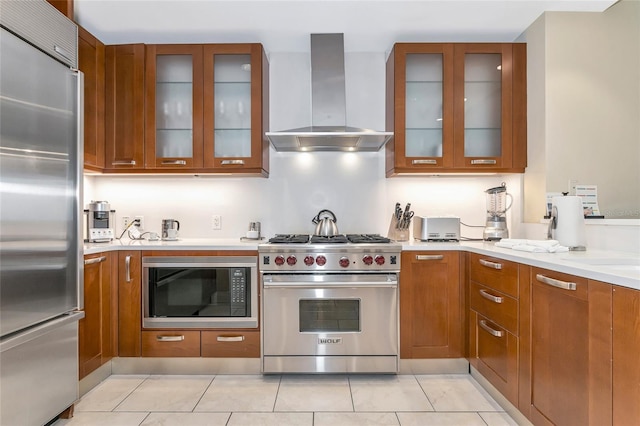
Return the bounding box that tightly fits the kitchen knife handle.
[84,256,107,265]
[470,159,497,165]
[161,160,187,166]
[479,258,503,270]
[416,255,444,261]
[479,320,504,338]
[412,159,437,165]
[536,274,577,291]
[216,336,245,342]
[479,289,503,304]
[112,160,136,166]
[221,159,245,166]
[125,255,131,282]
[156,335,185,342]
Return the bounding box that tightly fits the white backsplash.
[84,150,523,241]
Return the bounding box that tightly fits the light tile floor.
[52,374,520,426]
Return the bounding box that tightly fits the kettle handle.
[175,220,180,231]
[312,209,337,224]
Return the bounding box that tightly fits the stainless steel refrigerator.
[0,2,84,425]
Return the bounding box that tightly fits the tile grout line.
[111,375,151,413]
[191,374,216,413]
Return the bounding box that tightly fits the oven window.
[148,267,249,318]
[299,299,360,332]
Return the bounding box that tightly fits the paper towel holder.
[547,195,587,251]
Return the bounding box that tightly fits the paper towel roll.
[551,196,586,250]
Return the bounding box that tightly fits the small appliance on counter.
[84,201,115,243]
[414,217,460,242]
[161,219,180,241]
[548,195,587,251]
[483,182,512,241]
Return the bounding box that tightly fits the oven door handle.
[263,282,397,289]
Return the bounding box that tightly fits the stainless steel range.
[259,234,401,374]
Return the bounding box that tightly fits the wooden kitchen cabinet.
[80,252,116,379]
[79,26,105,171]
[201,330,260,358]
[141,330,201,357]
[117,251,142,357]
[202,44,269,175]
[523,269,612,426]
[467,253,528,406]
[612,285,640,425]
[385,43,526,176]
[400,251,463,358]
[105,44,146,171]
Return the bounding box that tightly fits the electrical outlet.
[134,215,145,230]
[122,216,131,230]
[212,215,221,230]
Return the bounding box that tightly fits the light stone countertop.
[84,237,640,291]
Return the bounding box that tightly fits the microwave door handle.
[263,283,398,289]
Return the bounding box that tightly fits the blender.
[483,182,512,241]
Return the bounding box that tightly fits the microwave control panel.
[230,268,247,315]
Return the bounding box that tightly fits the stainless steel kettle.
[312,209,339,236]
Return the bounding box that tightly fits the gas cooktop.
[267,234,392,244]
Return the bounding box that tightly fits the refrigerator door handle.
[0,311,85,353]
[74,69,85,311]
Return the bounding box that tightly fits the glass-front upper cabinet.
[203,44,269,175]
[145,45,203,169]
[386,43,526,175]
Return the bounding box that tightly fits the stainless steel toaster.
[413,217,460,241]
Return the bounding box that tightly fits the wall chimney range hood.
[266,34,392,152]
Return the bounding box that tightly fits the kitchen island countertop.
[84,238,640,290]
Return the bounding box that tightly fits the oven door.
[262,273,398,373]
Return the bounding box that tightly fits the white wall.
[522,0,640,221]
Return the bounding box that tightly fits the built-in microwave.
[142,256,258,329]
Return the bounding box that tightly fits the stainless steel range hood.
[266,34,392,152]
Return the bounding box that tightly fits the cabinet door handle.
[161,160,187,166]
[216,335,245,342]
[536,274,577,291]
[412,159,437,165]
[156,335,185,342]
[112,160,136,166]
[416,255,444,261]
[470,159,497,165]
[125,255,131,282]
[479,258,503,270]
[221,159,245,166]
[479,289,503,303]
[84,255,106,265]
[479,320,504,338]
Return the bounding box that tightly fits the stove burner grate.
[346,234,392,244]
[309,235,349,244]
[268,234,310,244]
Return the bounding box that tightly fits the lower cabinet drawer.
[469,281,518,335]
[473,313,518,404]
[141,331,201,357]
[201,331,260,358]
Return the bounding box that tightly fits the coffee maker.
[84,201,115,242]
[483,183,512,241]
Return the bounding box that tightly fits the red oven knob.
[287,255,297,266]
[274,255,285,266]
[374,255,386,265]
[339,256,350,268]
[304,255,315,266]
[362,255,374,265]
[316,255,327,266]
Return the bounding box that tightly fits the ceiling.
[75,0,617,53]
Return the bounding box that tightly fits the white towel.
[495,239,569,253]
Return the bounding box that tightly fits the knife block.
[387,214,409,242]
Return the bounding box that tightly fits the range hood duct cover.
[266,34,392,152]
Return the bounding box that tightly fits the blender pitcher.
[483,182,512,241]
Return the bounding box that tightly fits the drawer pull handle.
[536,274,577,291]
[161,160,187,166]
[112,160,136,166]
[412,159,437,165]
[479,258,503,270]
[479,289,503,303]
[221,159,245,166]
[471,159,497,165]
[84,255,106,265]
[216,336,245,342]
[479,320,504,338]
[156,335,185,342]
[416,255,444,261]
